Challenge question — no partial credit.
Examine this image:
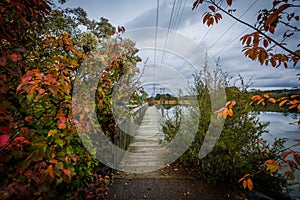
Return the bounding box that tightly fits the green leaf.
[55,139,64,147]
[56,162,64,170]
[27,93,34,102]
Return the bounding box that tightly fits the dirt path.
[107,166,235,200]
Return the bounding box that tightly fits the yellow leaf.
[266,165,279,174]
[48,130,58,137]
[247,179,253,190]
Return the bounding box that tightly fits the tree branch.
[209,0,300,59]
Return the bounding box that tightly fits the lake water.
[161,107,300,199]
[258,112,300,199]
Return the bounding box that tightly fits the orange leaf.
[293,154,300,165]
[49,159,58,164]
[264,159,276,165]
[208,6,215,12]
[48,165,54,178]
[63,168,71,178]
[261,148,267,153]
[228,109,233,116]
[203,13,211,24]
[207,17,214,26]
[257,99,265,105]
[279,99,288,107]
[290,95,299,99]
[215,13,222,22]
[247,179,253,190]
[268,98,276,103]
[25,116,33,122]
[265,4,291,27]
[57,123,66,129]
[222,108,229,119]
[263,93,270,98]
[263,39,269,48]
[243,180,247,189]
[229,101,236,108]
[290,99,299,105]
[289,104,297,109]
[251,95,262,101]
[217,112,223,119]
[238,177,245,183]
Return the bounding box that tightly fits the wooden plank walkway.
[118,106,165,174]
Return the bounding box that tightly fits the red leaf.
[0,135,10,147]
[8,53,20,62]
[58,117,67,124]
[0,56,7,67]
[57,123,66,129]
[227,0,232,6]
[71,156,78,162]
[0,74,6,81]
[25,116,33,122]
[21,75,32,83]
[0,126,12,133]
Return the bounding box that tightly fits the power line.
[212,27,250,58]
[162,0,186,64]
[208,0,258,50]
[153,0,159,97]
[160,0,177,64]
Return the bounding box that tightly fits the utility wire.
[212,27,250,58]
[161,0,177,64]
[162,0,186,64]
[153,0,159,97]
[208,0,258,50]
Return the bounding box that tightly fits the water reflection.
[258,112,300,199]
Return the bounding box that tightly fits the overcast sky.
[58,0,299,94]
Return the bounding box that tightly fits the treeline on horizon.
[151,87,299,113]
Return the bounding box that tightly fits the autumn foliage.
[193,0,300,68]
[0,0,140,199]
